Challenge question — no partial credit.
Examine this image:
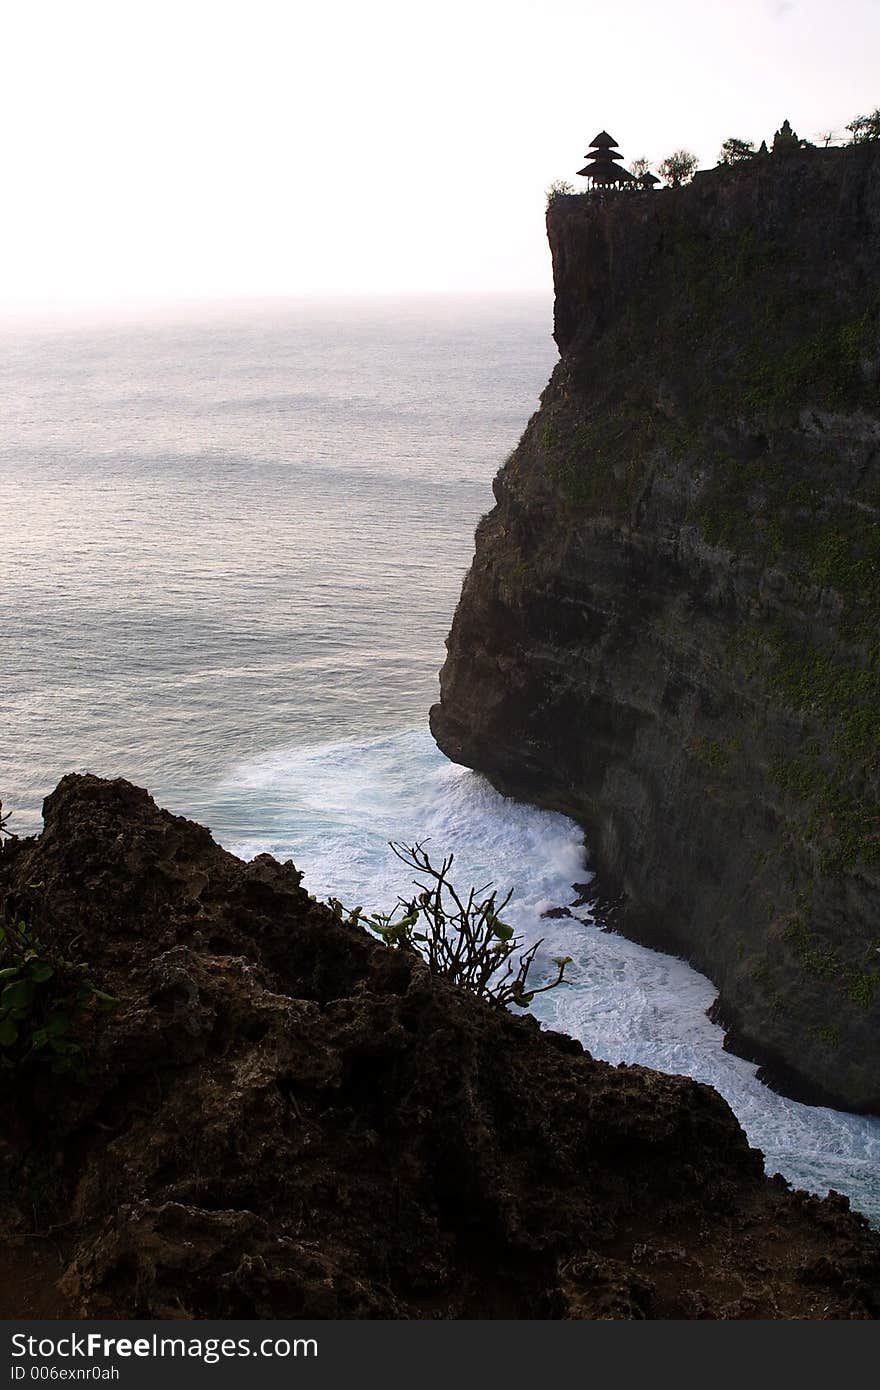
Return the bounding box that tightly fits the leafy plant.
[0,799,13,840]
[329,842,572,1010]
[0,918,117,1076]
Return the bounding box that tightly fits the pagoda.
[577,131,636,190]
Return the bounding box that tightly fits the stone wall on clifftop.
[431,144,880,1112]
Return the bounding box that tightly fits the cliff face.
[431,145,880,1113]
[1,775,879,1319]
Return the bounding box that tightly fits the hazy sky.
[3,0,879,309]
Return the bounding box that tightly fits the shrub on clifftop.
[847,107,880,143]
[658,149,698,186]
[718,137,756,164]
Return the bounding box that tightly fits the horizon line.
[0,286,554,325]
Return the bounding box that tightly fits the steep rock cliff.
[431,145,880,1112]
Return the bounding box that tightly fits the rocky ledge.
[0,774,878,1319]
[431,144,880,1113]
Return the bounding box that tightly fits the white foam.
[218,728,880,1224]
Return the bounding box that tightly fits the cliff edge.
[431,144,880,1113]
[1,775,878,1318]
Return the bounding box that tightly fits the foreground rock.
[431,144,880,1111]
[0,774,878,1318]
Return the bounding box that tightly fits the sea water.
[2,296,878,1223]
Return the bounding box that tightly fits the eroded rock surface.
[1,775,878,1318]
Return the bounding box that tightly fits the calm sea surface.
[1,296,878,1221]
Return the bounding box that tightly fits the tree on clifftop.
[847,107,880,143]
[545,179,575,206]
[718,137,755,164]
[658,149,697,186]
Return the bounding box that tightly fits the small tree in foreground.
[630,156,652,178]
[329,841,572,1010]
[658,149,698,187]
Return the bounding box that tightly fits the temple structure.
[577,131,637,190]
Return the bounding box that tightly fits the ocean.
[1,295,878,1223]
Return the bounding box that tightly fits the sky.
[2,0,879,310]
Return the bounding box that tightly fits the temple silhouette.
[577,131,658,191]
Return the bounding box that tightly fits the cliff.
[1,775,878,1319]
[431,144,880,1113]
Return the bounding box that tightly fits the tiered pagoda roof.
[577,130,636,188]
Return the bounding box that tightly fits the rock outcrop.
[431,145,880,1112]
[1,775,878,1318]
